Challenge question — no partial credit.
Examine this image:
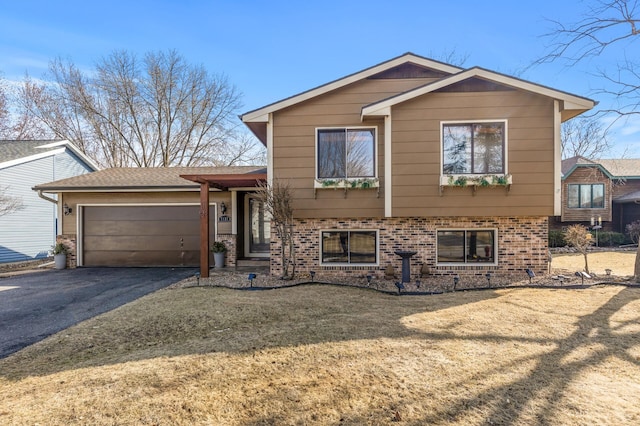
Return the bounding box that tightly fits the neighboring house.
[35,53,595,281]
[33,166,267,269]
[555,156,640,234]
[0,140,98,263]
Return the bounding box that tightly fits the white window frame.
[315,126,378,181]
[319,229,379,266]
[436,228,498,266]
[440,119,508,178]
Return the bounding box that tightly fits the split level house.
[0,140,98,263]
[35,53,595,280]
[553,156,640,234]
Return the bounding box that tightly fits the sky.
[0,0,638,156]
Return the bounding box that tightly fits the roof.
[597,159,640,179]
[241,52,596,143]
[0,139,100,171]
[33,166,267,192]
[562,156,640,179]
[361,67,595,123]
[615,190,640,203]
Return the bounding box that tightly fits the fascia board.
[0,147,65,170]
[362,67,596,117]
[241,53,462,122]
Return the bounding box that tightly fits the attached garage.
[81,205,216,267]
[32,166,268,272]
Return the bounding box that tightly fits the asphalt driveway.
[0,267,196,359]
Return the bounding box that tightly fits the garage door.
[82,205,216,267]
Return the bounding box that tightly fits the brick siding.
[270,216,549,283]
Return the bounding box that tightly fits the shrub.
[548,230,566,247]
[593,231,627,247]
[626,220,640,244]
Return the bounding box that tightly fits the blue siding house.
[0,140,98,263]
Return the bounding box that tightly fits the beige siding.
[272,76,560,219]
[60,191,233,235]
[271,77,437,218]
[390,90,556,217]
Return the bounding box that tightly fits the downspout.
[37,190,58,204]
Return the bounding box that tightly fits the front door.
[245,196,270,257]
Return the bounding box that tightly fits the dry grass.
[551,251,636,277]
[1,269,640,425]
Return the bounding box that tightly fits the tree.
[561,116,611,159]
[0,186,23,217]
[535,0,640,121]
[255,179,295,279]
[564,224,594,274]
[20,49,259,168]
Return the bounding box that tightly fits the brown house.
[242,52,595,280]
[555,156,640,234]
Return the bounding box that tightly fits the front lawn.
[1,283,639,425]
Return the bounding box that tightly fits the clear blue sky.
[1,0,637,155]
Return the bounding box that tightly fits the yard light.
[310,270,316,282]
[485,272,492,286]
[453,275,459,291]
[415,280,421,289]
[366,274,373,286]
[395,281,405,294]
[248,273,257,287]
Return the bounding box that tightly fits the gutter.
[37,190,58,204]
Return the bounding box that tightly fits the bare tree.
[0,186,23,217]
[20,49,249,167]
[534,0,640,120]
[564,224,594,274]
[561,116,611,159]
[255,179,295,279]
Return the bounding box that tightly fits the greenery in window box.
[211,241,227,253]
[316,178,378,189]
[445,174,511,187]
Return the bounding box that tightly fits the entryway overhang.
[179,173,267,278]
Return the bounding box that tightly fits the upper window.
[317,128,375,179]
[321,230,377,265]
[442,122,505,174]
[567,184,605,208]
[437,229,496,264]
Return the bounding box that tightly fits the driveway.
[0,267,196,359]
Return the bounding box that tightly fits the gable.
[433,77,516,93]
[367,62,450,80]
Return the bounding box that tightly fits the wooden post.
[200,181,210,278]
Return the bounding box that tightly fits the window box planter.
[314,178,380,198]
[439,174,512,195]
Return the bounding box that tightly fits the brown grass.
[551,251,636,276]
[1,253,639,425]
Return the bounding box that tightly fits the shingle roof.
[34,166,267,191]
[561,156,640,179]
[0,140,65,163]
[597,159,640,178]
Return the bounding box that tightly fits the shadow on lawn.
[412,286,640,425]
[1,284,639,424]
